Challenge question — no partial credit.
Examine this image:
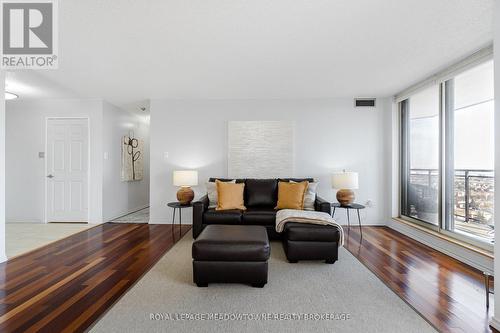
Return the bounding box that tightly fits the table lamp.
[332,171,358,205]
[173,170,198,205]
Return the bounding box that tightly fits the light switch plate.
[38,152,45,158]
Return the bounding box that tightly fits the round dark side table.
[167,202,192,238]
[331,203,365,238]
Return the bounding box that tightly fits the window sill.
[391,217,493,259]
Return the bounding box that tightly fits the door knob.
[47,174,54,178]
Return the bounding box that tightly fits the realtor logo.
[1,0,58,69]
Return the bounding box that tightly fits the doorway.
[45,118,89,223]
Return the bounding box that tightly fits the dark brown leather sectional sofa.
[192,178,331,239]
[191,178,341,287]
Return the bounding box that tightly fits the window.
[446,60,495,242]
[400,85,440,226]
[400,60,495,246]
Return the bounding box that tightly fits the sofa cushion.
[284,222,340,242]
[192,225,270,261]
[204,209,242,225]
[244,179,278,208]
[242,208,277,226]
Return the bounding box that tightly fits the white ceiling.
[6,71,79,100]
[10,0,495,106]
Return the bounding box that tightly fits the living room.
[0,1,498,332]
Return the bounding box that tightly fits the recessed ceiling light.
[5,92,18,100]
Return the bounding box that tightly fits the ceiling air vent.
[354,98,376,108]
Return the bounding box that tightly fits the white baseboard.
[388,219,493,273]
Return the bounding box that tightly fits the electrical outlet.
[365,200,373,208]
[164,152,169,160]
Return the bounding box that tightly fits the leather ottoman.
[192,225,270,287]
[282,222,340,264]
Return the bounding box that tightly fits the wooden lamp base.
[336,189,355,206]
[177,186,194,205]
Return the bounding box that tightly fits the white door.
[46,118,89,222]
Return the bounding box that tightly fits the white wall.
[6,99,104,223]
[0,71,6,262]
[150,98,392,224]
[102,102,150,221]
[5,99,150,224]
[492,0,500,329]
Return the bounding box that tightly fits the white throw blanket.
[275,209,344,247]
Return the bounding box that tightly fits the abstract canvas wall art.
[122,133,144,181]
[227,121,294,178]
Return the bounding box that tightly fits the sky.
[409,60,494,171]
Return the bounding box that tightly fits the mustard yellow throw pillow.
[275,181,309,210]
[216,180,246,211]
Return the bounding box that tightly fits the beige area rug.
[91,231,437,333]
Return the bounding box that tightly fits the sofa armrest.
[314,196,331,215]
[192,195,209,239]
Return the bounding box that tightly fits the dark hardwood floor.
[343,226,495,333]
[0,223,191,333]
[0,223,494,332]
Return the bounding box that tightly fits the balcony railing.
[408,168,494,241]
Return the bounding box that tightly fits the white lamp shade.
[332,172,358,189]
[173,170,198,187]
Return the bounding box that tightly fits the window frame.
[398,56,494,251]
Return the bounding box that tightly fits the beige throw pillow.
[291,180,318,211]
[275,181,309,210]
[206,179,236,208]
[216,180,246,211]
